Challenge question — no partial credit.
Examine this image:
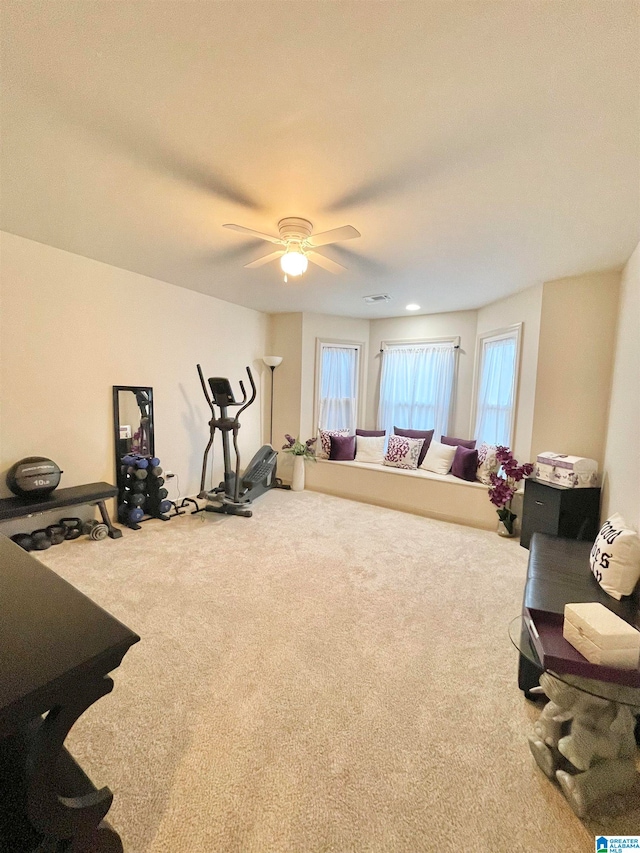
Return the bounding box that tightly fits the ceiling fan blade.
[306,225,361,247]
[307,251,347,274]
[223,224,282,244]
[244,250,285,269]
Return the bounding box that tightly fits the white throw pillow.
[383,435,423,470]
[317,429,350,460]
[590,514,640,600]
[355,435,385,464]
[476,442,499,484]
[420,440,457,475]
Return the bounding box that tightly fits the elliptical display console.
[197,364,280,517]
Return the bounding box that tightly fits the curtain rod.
[379,344,460,353]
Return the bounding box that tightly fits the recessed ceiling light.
[406,303,420,311]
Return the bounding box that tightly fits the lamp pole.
[262,356,283,446]
[268,365,276,445]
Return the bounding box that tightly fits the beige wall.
[267,313,303,479]
[531,270,621,467]
[0,231,268,501]
[3,230,621,518]
[366,311,478,436]
[476,283,543,462]
[602,243,640,528]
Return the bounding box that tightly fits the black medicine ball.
[6,457,63,498]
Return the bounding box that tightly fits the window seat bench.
[304,458,498,530]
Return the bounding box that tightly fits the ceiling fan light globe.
[280,251,308,277]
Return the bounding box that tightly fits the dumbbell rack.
[118,454,172,530]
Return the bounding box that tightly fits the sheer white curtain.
[377,344,456,438]
[318,346,358,432]
[474,336,517,447]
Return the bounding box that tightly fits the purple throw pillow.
[451,445,479,481]
[394,427,434,466]
[441,435,476,450]
[329,434,356,461]
[356,429,386,437]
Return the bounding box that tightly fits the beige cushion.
[420,440,456,475]
[355,435,385,464]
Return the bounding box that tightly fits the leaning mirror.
[112,386,155,490]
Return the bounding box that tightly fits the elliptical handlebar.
[196,364,214,414]
[237,367,256,419]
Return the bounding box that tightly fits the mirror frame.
[112,386,155,491]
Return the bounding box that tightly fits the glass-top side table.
[509,615,640,817]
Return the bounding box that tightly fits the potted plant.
[282,434,317,491]
[488,446,534,536]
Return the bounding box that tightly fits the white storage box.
[563,603,640,670]
[535,452,599,488]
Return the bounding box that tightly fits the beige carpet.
[37,490,640,852]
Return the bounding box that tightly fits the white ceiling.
[1,1,638,318]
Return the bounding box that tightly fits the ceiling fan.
[223,217,360,280]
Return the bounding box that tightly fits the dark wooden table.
[0,535,139,851]
[0,483,122,539]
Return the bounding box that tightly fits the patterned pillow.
[590,514,640,600]
[383,435,424,470]
[476,442,499,484]
[317,429,350,459]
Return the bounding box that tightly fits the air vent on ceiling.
[363,294,392,304]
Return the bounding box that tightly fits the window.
[316,341,362,433]
[377,339,458,438]
[473,324,522,448]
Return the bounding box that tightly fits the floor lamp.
[262,356,283,446]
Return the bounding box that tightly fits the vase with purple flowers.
[282,434,317,492]
[488,446,534,537]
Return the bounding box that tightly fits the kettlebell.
[46,524,66,546]
[59,517,83,540]
[11,532,34,551]
[31,529,52,550]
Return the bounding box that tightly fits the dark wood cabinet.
[520,478,601,549]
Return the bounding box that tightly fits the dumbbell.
[129,493,145,508]
[60,518,84,540]
[83,520,109,541]
[11,533,34,551]
[46,524,66,545]
[159,499,172,515]
[117,504,143,524]
[135,458,149,469]
[134,469,148,481]
[155,477,165,488]
[158,488,168,500]
[122,455,136,466]
[149,457,160,468]
[31,529,52,550]
[150,466,162,478]
[132,480,146,493]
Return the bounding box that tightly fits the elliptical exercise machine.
[197,364,280,517]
